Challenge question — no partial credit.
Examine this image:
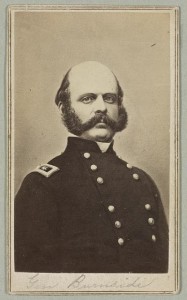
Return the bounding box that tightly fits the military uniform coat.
[15,137,168,273]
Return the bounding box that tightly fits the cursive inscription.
[26,273,155,291]
[27,273,58,289]
[67,274,155,289]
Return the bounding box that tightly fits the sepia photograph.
[8,5,179,294]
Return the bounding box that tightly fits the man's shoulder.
[32,151,69,177]
[18,153,66,187]
[15,153,68,200]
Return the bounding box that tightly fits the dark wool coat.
[14,137,168,273]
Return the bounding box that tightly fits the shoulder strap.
[33,163,60,178]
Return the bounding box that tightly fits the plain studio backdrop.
[13,10,170,219]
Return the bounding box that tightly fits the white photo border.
[7,5,179,295]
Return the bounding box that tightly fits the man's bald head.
[55,61,123,106]
[69,61,118,95]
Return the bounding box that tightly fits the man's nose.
[93,95,107,113]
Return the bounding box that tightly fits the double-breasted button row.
[144,202,156,241]
[83,153,144,247]
[107,208,124,244]
[83,153,104,185]
[126,162,157,243]
[146,205,156,241]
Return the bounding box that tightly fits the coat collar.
[65,137,115,154]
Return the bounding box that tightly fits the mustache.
[61,101,128,136]
[82,113,116,129]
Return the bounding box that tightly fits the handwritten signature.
[26,273,155,290]
[67,274,155,289]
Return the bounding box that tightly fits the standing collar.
[66,137,115,154]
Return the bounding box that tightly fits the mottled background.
[13,11,170,219]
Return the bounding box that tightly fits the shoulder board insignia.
[33,164,60,178]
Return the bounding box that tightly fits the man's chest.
[50,153,158,246]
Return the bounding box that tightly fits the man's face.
[68,63,119,142]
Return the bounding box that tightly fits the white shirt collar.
[96,141,112,153]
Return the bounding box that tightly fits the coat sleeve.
[14,173,61,272]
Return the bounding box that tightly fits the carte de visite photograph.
[8,5,179,294]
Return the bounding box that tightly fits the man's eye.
[81,96,95,104]
[104,95,117,103]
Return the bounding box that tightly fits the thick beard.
[60,100,128,136]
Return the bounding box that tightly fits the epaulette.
[33,163,60,178]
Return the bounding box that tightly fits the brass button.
[115,221,121,228]
[152,235,157,242]
[148,217,155,225]
[97,177,104,184]
[145,204,151,211]
[83,152,91,159]
[90,164,97,171]
[127,163,132,169]
[118,238,124,246]
[108,205,115,212]
[133,173,139,180]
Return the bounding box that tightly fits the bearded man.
[14,61,168,273]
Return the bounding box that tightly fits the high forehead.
[68,61,118,95]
